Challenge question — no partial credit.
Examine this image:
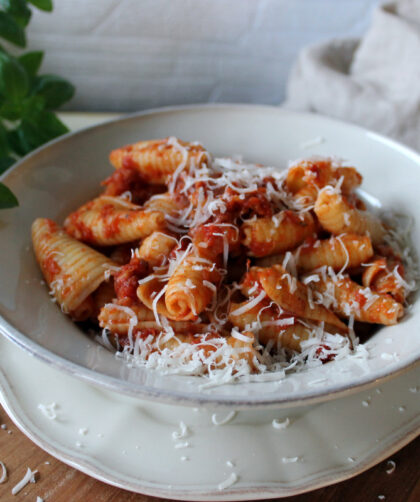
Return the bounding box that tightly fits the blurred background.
[25,0,381,112]
[1,0,419,208]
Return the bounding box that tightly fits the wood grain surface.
[0,405,418,502]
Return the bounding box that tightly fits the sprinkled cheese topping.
[0,461,7,484]
[386,460,396,474]
[11,467,37,495]
[211,411,237,426]
[272,417,291,430]
[38,402,58,420]
[218,472,238,490]
[282,456,301,464]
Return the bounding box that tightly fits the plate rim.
[1,103,420,408]
[0,333,419,501]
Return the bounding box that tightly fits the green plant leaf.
[28,0,52,12]
[0,0,32,27]
[7,129,26,156]
[0,100,21,120]
[0,181,18,208]
[17,109,68,153]
[1,93,45,124]
[0,11,26,47]
[21,94,45,116]
[32,74,74,109]
[0,54,29,102]
[19,50,43,77]
[0,121,10,155]
[0,155,14,173]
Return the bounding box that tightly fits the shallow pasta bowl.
[0,104,419,408]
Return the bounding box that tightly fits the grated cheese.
[38,402,58,420]
[386,460,396,474]
[281,456,300,464]
[0,461,7,484]
[218,472,238,491]
[211,411,237,426]
[272,417,290,430]
[230,291,266,316]
[11,467,37,495]
[174,441,190,449]
[172,421,189,440]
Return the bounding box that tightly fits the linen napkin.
[284,1,420,151]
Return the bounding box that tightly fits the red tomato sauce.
[66,213,95,243]
[43,254,61,280]
[115,258,150,301]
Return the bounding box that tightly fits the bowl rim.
[1,102,420,408]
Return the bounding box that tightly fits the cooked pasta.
[136,231,177,267]
[256,265,348,333]
[293,234,373,272]
[31,139,415,381]
[109,138,209,184]
[64,195,166,246]
[242,210,316,257]
[165,253,221,321]
[309,274,403,325]
[362,256,406,304]
[285,159,362,208]
[32,218,116,315]
[314,188,385,244]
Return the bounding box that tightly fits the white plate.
[1,104,420,407]
[0,334,419,500]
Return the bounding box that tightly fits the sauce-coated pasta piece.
[242,210,316,257]
[136,231,178,267]
[257,265,348,332]
[165,254,221,321]
[64,195,166,246]
[296,234,373,272]
[109,137,209,184]
[310,275,403,325]
[362,256,406,304]
[314,188,385,244]
[32,218,117,315]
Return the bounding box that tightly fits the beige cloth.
[284,1,420,151]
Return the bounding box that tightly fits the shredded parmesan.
[281,456,300,464]
[272,417,290,430]
[230,290,266,316]
[172,421,189,440]
[211,411,237,426]
[174,441,190,449]
[218,472,238,490]
[38,402,58,420]
[11,467,37,495]
[0,461,7,484]
[386,460,396,474]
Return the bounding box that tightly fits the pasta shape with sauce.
[31,139,414,380]
[309,274,403,325]
[242,210,316,257]
[165,253,221,321]
[32,218,117,316]
[64,195,166,246]
[256,265,348,333]
[109,138,209,184]
[314,188,385,244]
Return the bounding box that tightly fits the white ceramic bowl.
[0,104,419,408]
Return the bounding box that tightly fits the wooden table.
[0,112,419,501]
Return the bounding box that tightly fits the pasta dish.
[31,137,416,383]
